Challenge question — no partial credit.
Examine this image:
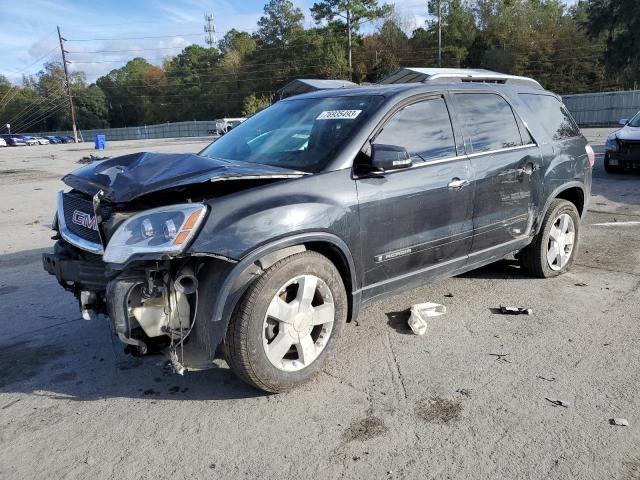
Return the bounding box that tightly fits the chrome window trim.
[57,191,105,255]
[465,143,537,159]
[403,143,538,171]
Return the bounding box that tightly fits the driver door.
[355,95,474,300]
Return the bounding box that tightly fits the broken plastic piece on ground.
[499,305,532,315]
[545,397,570,408]
[575,282,588,287]
[408,302,447,335]
[609,418,629,426]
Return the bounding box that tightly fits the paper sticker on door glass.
[317,110,362,120]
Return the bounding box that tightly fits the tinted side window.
[519,94,581,141]
[454,93,523,152]
[374,97,456,160]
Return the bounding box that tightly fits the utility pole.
[346,9,352,81]
[204,14,217,47]
[57,26,78,143]
[437,0,442,67]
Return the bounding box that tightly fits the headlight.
[606,136,619,152]
[103,203,207,264]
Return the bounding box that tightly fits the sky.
[0,0,577,85]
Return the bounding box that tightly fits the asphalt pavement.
[0,131,638,480]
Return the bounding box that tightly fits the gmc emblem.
[72,210,98,231]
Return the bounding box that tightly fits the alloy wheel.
[547,213,575,271]
[262,274,335,372]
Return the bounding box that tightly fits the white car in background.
[33,136,50,145]
[214,117,246,135]
[604,111,640,173]
[22,136,39,146]
[0,137,6,147]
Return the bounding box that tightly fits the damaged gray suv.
[43,72,594,392]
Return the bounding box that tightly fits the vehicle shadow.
[385,309,414,335]
[457,259,532,280]
[0,247,50,270]
[0,334,266,402]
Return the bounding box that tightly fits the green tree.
[257,0,305,46]
[242,93,272,116]
[219,29,257,57]
[584,0,640,88]
[311,0,393,78]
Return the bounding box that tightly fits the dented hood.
[63,151,307,203]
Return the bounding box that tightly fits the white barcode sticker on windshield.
[317,110,362,120]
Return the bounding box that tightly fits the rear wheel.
[225,251,347,393]
[519,199,580,278]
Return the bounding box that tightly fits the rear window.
[519,94,581,141]
[454,93,524,153]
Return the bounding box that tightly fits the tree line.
[0,0,638,134]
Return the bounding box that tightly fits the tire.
[225,251,347,393]
[604,153,620,174]
[519,199,580,278]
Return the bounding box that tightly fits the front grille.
[619,141,640,159]
[61,192,102,245]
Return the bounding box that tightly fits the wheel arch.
[537,183,586,234]
[206,233,359,344]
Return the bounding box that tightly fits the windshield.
[199,95,383,173]
[628,111,640,128]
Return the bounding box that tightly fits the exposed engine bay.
[42,151,305,373]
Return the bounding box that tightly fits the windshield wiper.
[413,152,428,163]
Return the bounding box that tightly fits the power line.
[16,99,71,133]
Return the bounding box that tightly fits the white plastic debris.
[408,302,447,335]
[609,418,629,426]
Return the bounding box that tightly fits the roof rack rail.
[378,68,543,89]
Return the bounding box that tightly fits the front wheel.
[225,251,347,393]
[519,199,580,278]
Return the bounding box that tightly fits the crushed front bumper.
[607,142,640,169]
[42,242,108,292]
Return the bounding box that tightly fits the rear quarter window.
[454,93,524,153]
[519,94,581,141]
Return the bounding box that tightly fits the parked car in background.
[43,71,594,393]
[604,111,640,173]
[213,117,246,135]
[33,136,50,145]
[1,135,27,146]
[22,136,39,146]
[46,136,62,144]
[59,135,75,143]
[0,137,6,147]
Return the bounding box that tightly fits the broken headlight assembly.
[103,203,207,264]
[606,136,619,152]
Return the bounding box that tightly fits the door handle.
[448,178,470,190]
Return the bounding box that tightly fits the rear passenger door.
[356,95,474,298]
[452,92,542,255]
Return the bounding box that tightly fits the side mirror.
[619,119,629,126]
[371,143,412,172]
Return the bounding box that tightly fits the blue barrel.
[94,134,106,150]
